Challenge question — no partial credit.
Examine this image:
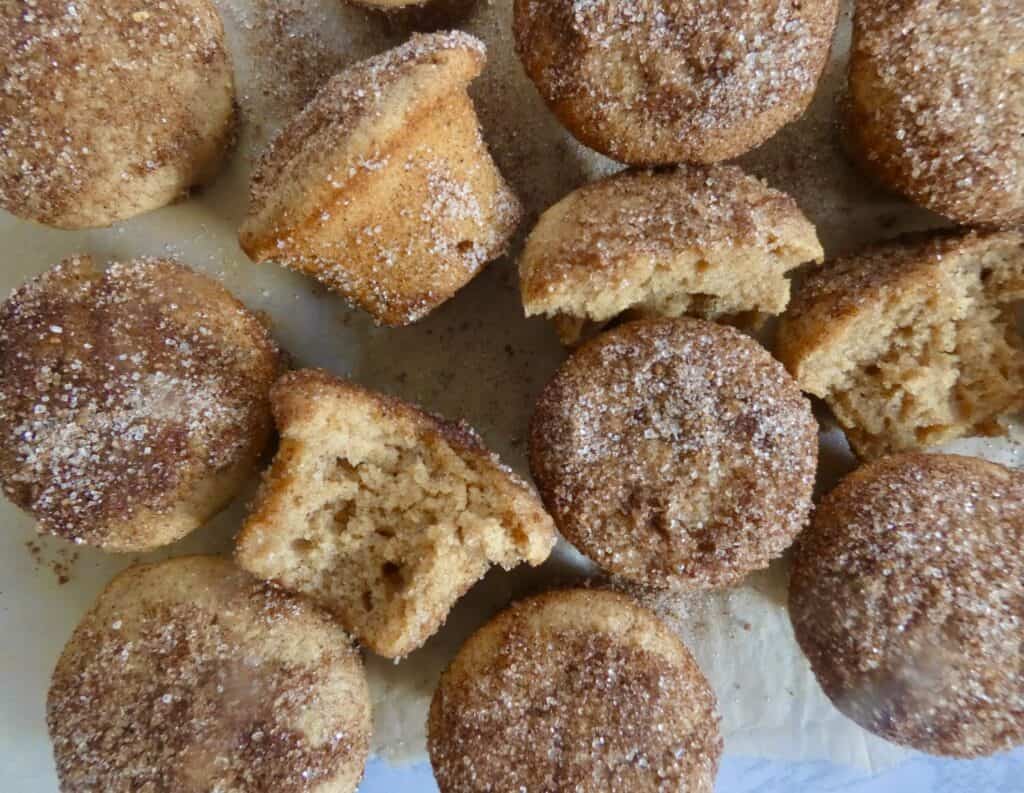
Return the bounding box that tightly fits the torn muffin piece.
[777,229,1024,458]
[236,369,556,658]
[519,166,823,346]
[239,31,520,326]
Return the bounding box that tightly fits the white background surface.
[1,0,1023,790]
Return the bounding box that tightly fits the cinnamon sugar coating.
[790,454,1024,758]
[513,0,839,165]
[0,0,235,229]
[428,588,722,792]
[239,31,521,326]
[47,556,372,792]
[530,318,818,590]
[0,257,282,551]
[845,0,1024,227]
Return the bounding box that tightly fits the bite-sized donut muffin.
[513,0,839,165]
[845,0,1024,227]
[236,369,556,659]
[777,229,1024,459]
[520,165,823,346]
[0,0,235,229]
[47,556,372,793]
[790,454,1024,758]
[530,318,818,590]
[239,32,520,326]
[428,588,722,793]
[0,256,283,552]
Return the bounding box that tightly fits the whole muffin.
[0,0,236,229]
[0,256,282,551]
[240,32,520,326]
[530,317,818,590]
[513,0,839,165]
[845,0,1024,227]
[47,556,372,792]
[790,454,1024,757]
[428,588,722,793]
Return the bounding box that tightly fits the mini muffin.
[0,256,282,551]
[530,318,818,590]
[777,229,1024,459]
[239,31,521,326]
[428,588,722,793]
[236,369,556,658]
[790,454,1024,758]
[0,0,235,229]
[513,0,839,165]
[520,165,823,345]
[47,556,372,793]
[845,0,1024,227]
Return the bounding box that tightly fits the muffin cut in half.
[239,31,520,326]
[236,369,556,658]
[519,165,823,345]
[777,229,1024,459]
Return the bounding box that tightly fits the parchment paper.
[0,1,1016,789]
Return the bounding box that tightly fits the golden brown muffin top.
[790,453,1024,758]
[428,588,722,793]
[847,0,1024,227]
[520,164,821,314]
[530,317,818,590]
[47,556,371,793]
[0,256,281,546]
[0,0,231,226]
[513,0,838,164]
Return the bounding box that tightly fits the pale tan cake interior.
[778,231,1024,458]
[237,371,556,658]
[520,167,823,345]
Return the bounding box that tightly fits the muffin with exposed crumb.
[790,453,1024,758]
[0,0,235,229]
[520,165,823,345]
[0,256,283,552]
[429,588,722,793]
[48,555,372,793]
[236,369,557,658]
[513,0,839,165]
[777,229,1024,459]
[530,318,818,590]
[845,0,1024,227]
[239,31,520,326]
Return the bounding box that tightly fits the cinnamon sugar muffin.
[236,369,556,658]
[0,0,235,229]
[428,588,722,793]
[47,556,372,792]
[513,0,839,165]
[777,229,1024,459]
[845,0,1024,227]
[790,454,1024,758]
[0,256,282,552]
[530,318,818,590]
[239,32,521,326]
[520,165,823,345]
